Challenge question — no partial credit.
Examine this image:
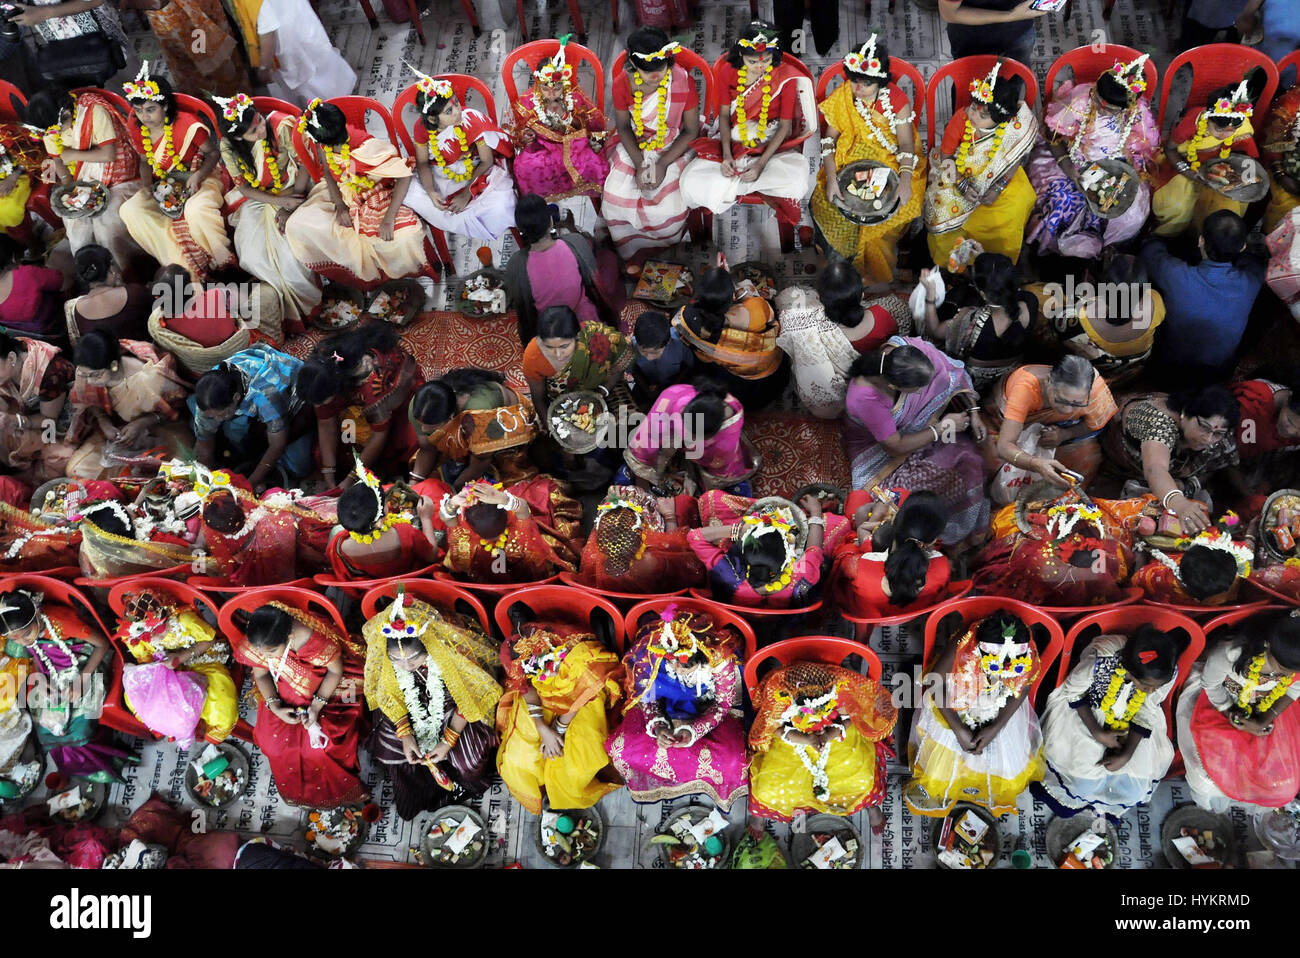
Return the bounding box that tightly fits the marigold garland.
[956,118,1007,178]
[430,124,473,183]
[734,62,774,149]
[1098,665,1146,730]
[1236,652,1295,717]
[1184,111,1237,173]
[632,68,671,152]
[139,121,188,180]
[324,143,375,192]
[240,142,284,193]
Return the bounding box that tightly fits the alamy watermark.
[151,274,262,330]
[1041,276,1155,328]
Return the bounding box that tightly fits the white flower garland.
[534,90,575,129]
[4,528,66,560]
[853,89,899,156]
[789,731,843,802]
[395,659,445,754]
[1067,102,1139,171]
[31,614,78,691]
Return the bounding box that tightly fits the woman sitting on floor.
[522,305,632,424]
[361,586,501,820]
[328,458,445,581]
[576,485,704,595]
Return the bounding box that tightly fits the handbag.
[36,30,126,85]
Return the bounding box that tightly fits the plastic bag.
[729,831,788,870]
[122,661,207,747]
[990,422,1054,506]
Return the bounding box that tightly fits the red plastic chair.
[969,582,1146,629]
[328,95,400,145]
[557,570,690,611]
[921,595,1064,702]
[75,563,193,591]
[1057,605,1205,693]
[814,56,927,142]
[311,564,441,599]
[105,577,254,744]
[175,93,220,135]
[1141,596,1270,621]
[1279,50,1300,89]
[1155,44,1279,136]
[1246,576,1300,608]
[0,80,25,122]
[392,76,493,276]
[74,87,132,119]
[432,570,562,614]
[839,579,973,645]
[1044,44,1157,100]
[612,48,716,120]
[492,583,625,650]
[502,39,605,117]
[743,635,883,700]
[187,574,314,596]
[252,96,302,119]
[623,594,757,662]
[687,586,823,630]
[514,0,588,45]
[360,578,491,635]
[356,0,426,44]
[216,585,350,650]
[923,55,1039,152]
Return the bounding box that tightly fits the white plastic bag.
[990,422,1055,506]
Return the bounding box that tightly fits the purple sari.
[845,335,989,544]
[605,635,748,810]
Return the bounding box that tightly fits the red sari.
[443,513,571,584]
[324,477,448,580]
[316,347,426,477]
[231,610,366,808]
[830,546,951,619]
[1131,559,1241,605]
[508,475,584,569]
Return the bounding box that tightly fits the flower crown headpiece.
[647,611,701,663]
[969,59,1002,105]
[123,60,165,102]
[977,621,1034,675]
[297,98,327,141]
[354,453,384,526]
[632,40,681,65]
[381,585,431,643]
[596,496,646,531]
[0,589,39,631]
[404,61,454,101]
[1109,53,1150,97]
[1174,525,1254,577]
[737,24,779,54]
[211,92,255,125]
[22,122,62,142]
[83,499,133,532]
[844,35,886,79]
[534,34,576,87]
[158,459,233,502]
[1207,78,1254,120]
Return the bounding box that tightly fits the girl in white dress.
[1041,626,1178,818]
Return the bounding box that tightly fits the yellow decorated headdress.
[844,34,887,79]
[969,59,1002,105]
[1207,77,1254,120]
[123,60,165,103]
[534,34,576,88]
[737,21,780,53]
[157,459,234,502]
[1108,53,1150,97]
[632,40,681,65]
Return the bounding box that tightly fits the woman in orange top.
[671,265,789,411]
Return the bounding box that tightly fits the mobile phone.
[1029,0,1069,10]
[1058,467,1085,484]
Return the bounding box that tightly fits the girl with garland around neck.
[603,27,700,266]
[905,611,1045,817]
[1130,526,1254,607]
[0,588,133,782]
[924,59,1039,265]
[575,485,704,595]
[1025,55,1160,259]
[112,587,238,747]
[407,66,517,243]
[196,483,335,588]
[230,601,367,808]
[118,63,235,282]
[813,34,927,283]
[678,21,812,223]
[1041,624,1179,818]
[21,86,143,270]
[440,478,576,585]
[212,93,320,336]
[1261,80,1300,234]
[1152,69,1265,238]
[328,457,448,581]
[283,100,431,289]
[606,605,748,810]
[1176,608,1300,812]
[506,35,611,204]
[748,657,898,828]
[686,491,849,610]
[362,587,501,820]
[495,598,625,814]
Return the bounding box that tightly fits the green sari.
[546,322,632,398]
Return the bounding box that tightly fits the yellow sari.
[812,82,927,282]
[496,633,623,814]
[1152,116,1255,237]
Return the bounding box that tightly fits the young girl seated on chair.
[678,20,812,220]
[407,66,517,243]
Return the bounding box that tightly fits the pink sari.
[625,383,750,482]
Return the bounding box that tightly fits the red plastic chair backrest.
[252,96,302,119]
[922,595,1064,701]
[814,57,927,141]
[1278,50,1300,89]
[0,574,110,637]
[686,586,822,620]
[623,595,757,661]
[175,93,220,135]
[492,583,625,648]
[743,635,883,699]
[360,578,491,635]
[502,39,605,115]
[311,564,442,596]
[711,52,817,147]
[432,569,560,595]
[75,564,193,590]
[1044,44,1156,99]
[1156,43,1279,136]
[924,55,1039,152]
[1141,597,1270,619]
[1058,605,1205,693]
[1245,575,1300,608]
[327,95,400,144]
[108,576,218,621]
[392,75,498,158]
[216,585,349,648]
[557,570,690,605]
[0,80,25,123]
[611,48,716,122]
[73,87,132,119]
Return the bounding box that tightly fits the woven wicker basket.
[148,310,251,375]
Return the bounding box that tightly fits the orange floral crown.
[969,59,1002,105]
[843,35,886,79]
[123,60,165,102]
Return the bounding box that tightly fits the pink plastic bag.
[122,661,207,747]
